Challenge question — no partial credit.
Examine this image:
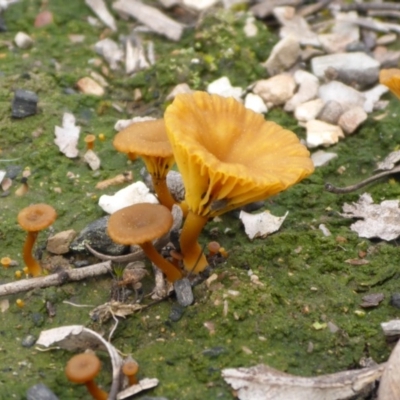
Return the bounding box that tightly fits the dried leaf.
[341,193,400,241]
[222,363,384,400]
[89,301,146,323]
[239,210,288,240]
[375,150,400,171]
[344,258,369,266]
[117,378,159,400]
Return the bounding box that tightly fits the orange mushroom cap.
[18,204,57,232]
[107,203,173,245]
[65,353,101,384]
[379,69,400,99]
[113,119,174,179]
[164,91,314,218]
[107,203,182,282]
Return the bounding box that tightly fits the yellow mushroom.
[164,91,314,272]
[379,68,400,99]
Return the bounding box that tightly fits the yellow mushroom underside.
[165,92,314,218]
[379,69,400,99]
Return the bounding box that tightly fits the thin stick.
[325,165,400,194]
[0,261,112,297]
[339,2,400,12]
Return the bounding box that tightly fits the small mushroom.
[84,134,96,151]
[107,203,183,282]
[380,68,400,99]
[164,91,314,272]
[17,204,57,277]
[122,358,139,386]
[113,119,177,210]
[65,353,108,400]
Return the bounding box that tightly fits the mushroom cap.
[17,203,57,232]
[379,69,400,99]
[164,91,314,217]
[122,360,139,376]
[65,353,101,384]
[107,203,173,246]
[113,119,173,158]
[113,119,174,179]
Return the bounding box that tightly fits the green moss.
[2,0,400,398]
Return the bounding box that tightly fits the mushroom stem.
[140,241,182,282]
[22,231,42,277]
[86,381,108,400]
[179,211,209,273]
[152,177,176,210]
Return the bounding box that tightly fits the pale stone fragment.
[84,149,101,170]
[14,32,33,49]
[98,181,158,214]
[76,77,105,96]
[183,0,218,10]
[262,36,300,76]
[85,0,117,31]
[294,99,324,122]
[207,76,243,101]
[338,106,367,135]
[253,74,296,108]
[284,70,319,112]
[114,116,155,132]
[311,52,380,79]
[244,93,267,114]
[244,16,258,38]
[94,38,123,70]
[311,150,337,167]
[54,113,81,158]
[47,230,77,254]
[319,81,365,111]
[363,84,389,113]
[166,83,192,101]
[306,120,344,148]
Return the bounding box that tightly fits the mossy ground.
[1,1,400,399]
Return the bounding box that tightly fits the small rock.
[47,229,77,255]
[27,383,59,400]
[84,149,101,171]
[390,293,400,309]
[34,10,53,27]
[317,100,344,125]
[363,84,389,113]
[294,98,324,122]
[169,304,185,322]
[76,77,105,96]
[243,15,257,38]
[373,46,400,69]
[12,89,38,118]
[174,278,194,307]
[21,334,36,348]
[166,83,192,101]
[311,52,379,88]
[207,76,243,101]
[202,346,226,358]
[143,170,185,202]
[319,81,365,112]
[70,216,129,255]
[94,38,124,70]
[253,74,296,108]
[73,260,90,268]
[361,293,384,308]
[14,32,34,49]
[306,120,344,148]
[327,321,339,333]
[376,33,397,46]
[284,70,319,112]
[311,150,337,167]
[262,36,300,76]
[244,93,267,114]
[338,106,367,135]
[183,0,218,11]
[273,6,320,47]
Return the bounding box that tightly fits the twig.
[325,165,400,194]
[108,309,119,342]
[299,0,333,17]
[338,2,400,12]
[0,261,112,297]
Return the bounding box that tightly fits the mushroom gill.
[164,91,314,272]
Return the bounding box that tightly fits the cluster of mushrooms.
[16,91,315,281]
[109,91,315,282]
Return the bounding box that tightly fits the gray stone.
[284,70,319,112]
[27,383,59,400]
[318,81,365,112]
[295,99,324,122]
[338,106,368,135]
[12,89,38,118]
[317,100,344,125]
[174,278,194,307]
[311,150,338,167]
[21,334,37,348]
[311,52,380,79]
[253,74,296,108]
[70,216,129,255]
[262,36,300,76]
